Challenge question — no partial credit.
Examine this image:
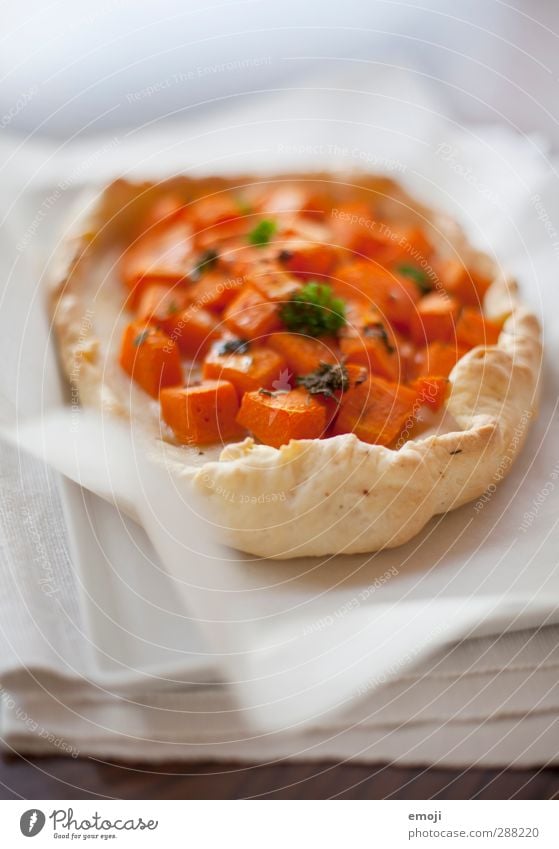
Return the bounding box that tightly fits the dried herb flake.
[133,330,150,346]
[217,338,250,355]
[297,363,349,398]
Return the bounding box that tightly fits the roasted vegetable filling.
[118,181,502,448]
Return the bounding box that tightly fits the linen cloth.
[1,66,558,767]
[1,451,558,768]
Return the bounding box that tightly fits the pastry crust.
[47,175,542,558]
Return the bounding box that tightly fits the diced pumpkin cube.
[340,320,400,381]
[296,362,369,427]
[412,376,449,411]
[224,285,282,339]
[414,341,468,379]
[330,202,382,257]
[411,292,461,344]
[119,322,182,398]
[334,262,420,332]
[278,241,338,278]
[332,207,433,266]
[188,194,241,230]
[344,302,413,381]
[203,343,287,396]
[344,363,369,389]
[247,268,301,302]
[167,306,220,359]
[394,226,434,264]
[188,194,250,251]
[237,387,328,448]
[121,219,192,294]
[455,307,501,349]
[267,331,339,375]
[195,217,252,251]
[437,259,492,306]
[143,194,184,228]
[188,269,244,312]
[160,379,243,445]
[331,375,418,446]
[135,283,190,335]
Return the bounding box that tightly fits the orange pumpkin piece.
[411,292,461,344]
[412,376,449,411]
[143,194,184,228]
[365,224,433,267]
[188,194,249,251]
[237,387,328,448]
[414,341,468,379]
[332,375,417,446]
[345,362,370,388]
[224,285,281,339]
[167,305,220,359]
[119,322,182,398]
[188,194,241,230]
[437,259,492,307]
[330,202,384,258]
[392,226,434,265]
[342,303,400,367]
[121,219,192,294]
[195,217,252,252]
[455,307,501,349]
[160,379,243,445]
[248,268,301,303]
[298,362,369,428]
[340,320,400,381]
[334,262,420,332]
[332,206,433,266]
[135,283,190,335]
[267,332,339,375]
[203,343,287,396]
[278,241,338,279]
[188,269,244,312]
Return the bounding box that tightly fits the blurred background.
[1,0,558,144]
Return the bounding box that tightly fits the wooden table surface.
[1,757,558,799]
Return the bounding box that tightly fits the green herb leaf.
[363,321,395,354]
[297,363,349,398]
[166,300,179,316]
[248,219,277,246]
[190,248,219,281]
[279,282,346,337]
[133,330,150,347]
[396,263,432,294]
[217,338,250,355]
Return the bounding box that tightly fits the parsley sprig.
[248,219,277,246]
[279,282,346,337]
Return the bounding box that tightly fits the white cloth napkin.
[1,65,559,766]
[1,446,558,768]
